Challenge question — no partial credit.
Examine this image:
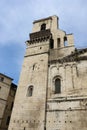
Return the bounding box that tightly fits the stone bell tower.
[8,15,76,130]
[8,16,58,130]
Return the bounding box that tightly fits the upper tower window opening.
[64,36,68,46]
[0,77,4,82]
[57,38,61,47]
[50,38,54,49]
[41,23,46,31]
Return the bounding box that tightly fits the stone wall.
[8,41,49,130]
[47,60,87,130]
[0,73,16,130]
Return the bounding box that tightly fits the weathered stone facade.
[0,73,17,130]
[9,15,87,130]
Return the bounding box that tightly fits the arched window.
[27,86,33,97]
[57,38,61,47]
[41,23,46,31]
[64,36,68,46]
[55,78,61,94]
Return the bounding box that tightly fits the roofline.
[33,17,52,24]
[0,73,13,80]
[33,15,59,24]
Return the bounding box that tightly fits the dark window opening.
[6,116,10,126]
[50,38,54,49]
[33,64,35,70]
[44,126,46,130]
[11,102,13,110]
[0,77,4,82]
[64,36,68,46]
[41,23,46,31]
[55,78,61,94]
[27,86,33,97]
[57,38,61,47]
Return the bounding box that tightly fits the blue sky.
[0,0,87,84]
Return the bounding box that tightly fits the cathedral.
[8,15,87,130]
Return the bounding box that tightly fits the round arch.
[52,75,62,94]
